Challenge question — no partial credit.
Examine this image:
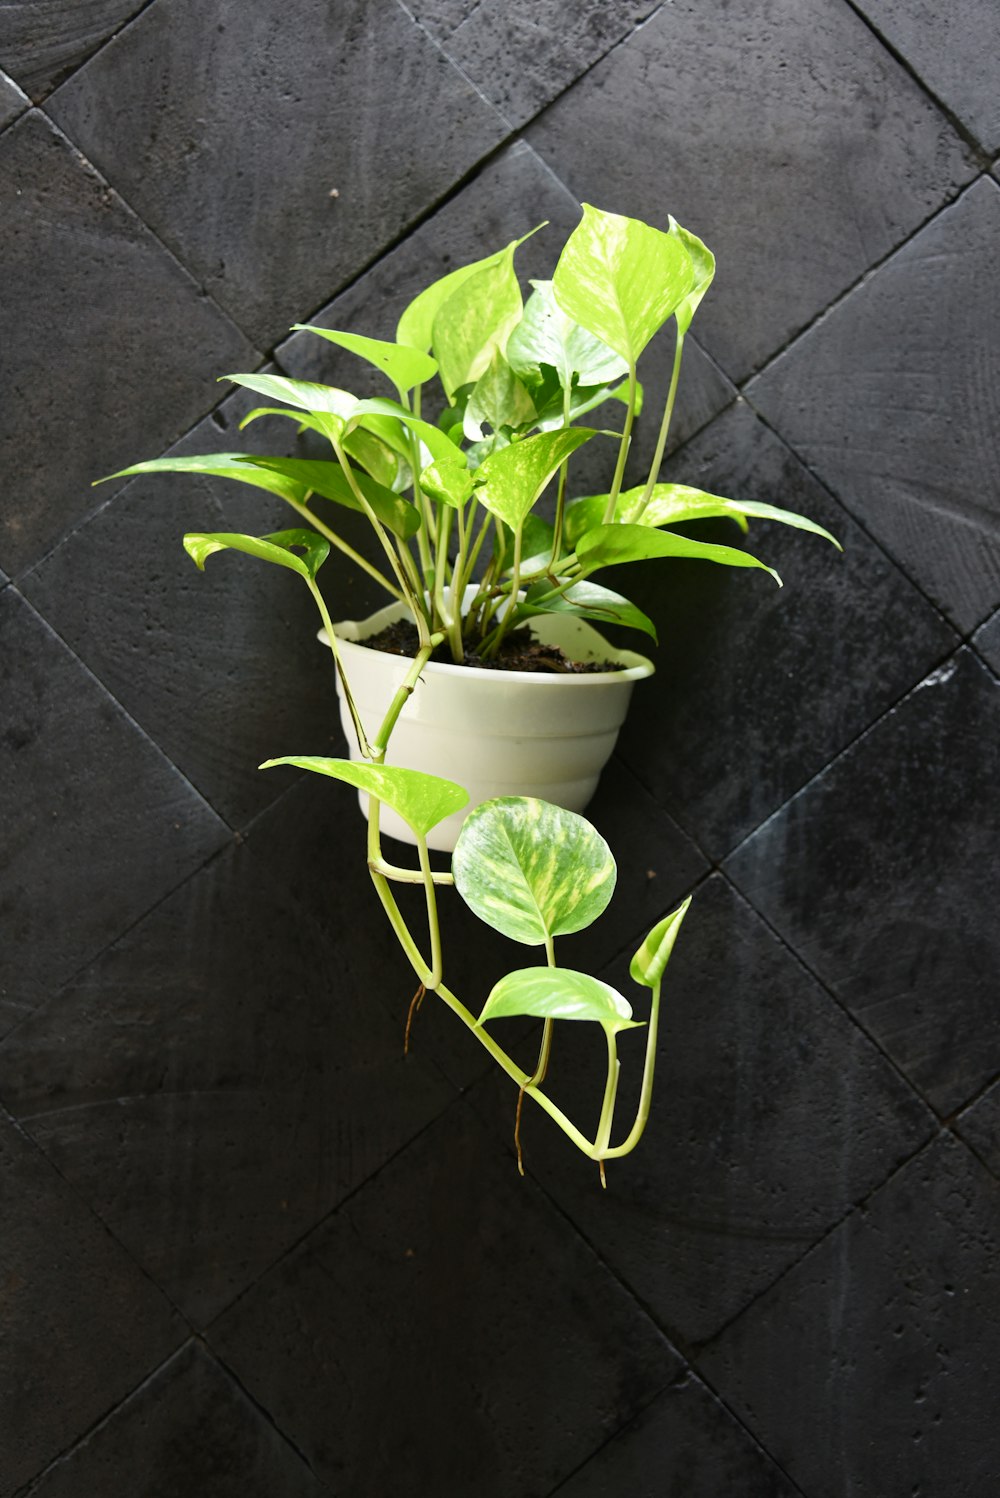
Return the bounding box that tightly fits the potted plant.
[100,204,838,1176]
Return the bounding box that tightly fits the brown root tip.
[598,1159,607,1190]
[514,1086,527,1176]
[403,983,426,1056]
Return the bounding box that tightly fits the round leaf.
[259,757,468,839]
[453,797,616,946]
[629,897,691,989]
[480,967,639,1029]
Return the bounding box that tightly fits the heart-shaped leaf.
[480,967,640,1029]
[290,325,438,398]
[576,523,782,586]
[552,204,696,365]
[474,428,596,532]
[259,757,468,839]
[183,528,329,581]
[507,279,628,392]
[395,226,543,353]
[668,218,715,336]
[464,350,537,440]
[238,457,419,539]
[629,896,691,988]
[519,580,657,641]
[419,459,475,510]
[432,239,529,401]
[453,797,616,946]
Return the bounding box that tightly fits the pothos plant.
[102,205,839,1179]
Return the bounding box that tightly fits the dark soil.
[361,619,618,674]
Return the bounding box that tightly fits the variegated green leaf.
[238,457,419,539]
[668,218,715,336]
[221,373,357,443]
[629,897,691,988]
[576,523,782,586]
[480,967,640,1029]
[290,325,438,398]
[183,528,329,581]
[565,483,841,549]
[519,580,657,641]
[452,797,616,946]
[395,226,543,353]
[464,349,536,440]
[94,452,306,503]
[474,427,596,532]
[419,458,475,510]
[259,757,468,839]
[431,235,532,400]
[507,279,628,392]
[346,397,462,467]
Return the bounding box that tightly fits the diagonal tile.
[614,401,956,858]
[527,0,975,381]
[727,649,1000,1116]
[0,1108,182,1496]
[700,1134,1000,1498]
[955,1080,1000,1181]
[20,381,338,830]
[0,588,228,1040]
[852,0,1000,153]
[23,1342,326,1498]
[276,139,735,485]
[0,841,454,1329]
[973,606,1000,675]
[749,175,1000,634]
[0,110,258,578]
[472,876,932,1347]
[47,0,509,348]
[412,0,662,130]
[0,1,149,101]
[550,1371,801,1498]
[0,67,29,128]
[211,1102,678,1497]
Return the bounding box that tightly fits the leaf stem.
[602,363,637,523]
[634,328,684,518]
[306,577,372,759]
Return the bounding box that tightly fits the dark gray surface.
[727,650,1000,1117]
[750,175,1000,634]
[700,1134,1000,1498]
[0,1108,182,1495]
[528,0,975,382]
[973,606,1000,674]
[47,0,508,346]
[211,1104,678,1497]
[0,68,28,128]
[0,109,257,578]
[0,0,150,99]
[0,588,228,1040]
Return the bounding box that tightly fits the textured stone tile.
[24,1342,325,1498]
[528,0,975,381]
[0,110,257,578]
[700,1135,1000,1498]
[855,0,1000,153]
[211,1104,678,1497]
[552,1371,800,1498]
[727,650,1000,1116]
[0,67,29,128]
[419,0,661,129]
[614,401,956,858]
[750,176,1000,634]
[472,876,932,1347]
[0,588,228,1040]
[0,1108,182,1495]
[0,1,149,100]
[0,841,454,1328]
[956,1080,1000,1180]
[21,383,337,830]
[972,605,1000,675]
[48,0,508,347]
[276,140,735,483]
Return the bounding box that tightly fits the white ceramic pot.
[323,596,654,851]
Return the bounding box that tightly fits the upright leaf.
[464,350,536,440]
[630,897,691,988]
[453,797,616,946]
[552,204,696,364]
[507,279,628,391]
[183,528,329,582]
[290,325,438,398]
[432,241,526,400]
[474,427,596,532]
[396,226,542,353]
[480,968,640,1029]
[576,523,782,585]
[259,757,468,839]
[668,218,715,336]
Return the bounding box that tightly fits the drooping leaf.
[432,240,528,401]
[290,325,438,398]
[629,896,691,988]
[474,428,596,532]
[463,350,536,440]
[221,373,358,443]
[419,458,475,510]
[480,967,640,1029]
[239,406,332,440]
[565,484,841,550]
[576,523,782,586]
[552,204,696,365]
[183,527,329,582]
[95,453,306,503]
[346,397,462,467]
[668,218,715,337]
[518,580,657,641]
[507,279,629,392]
[259,757,468,839]
[395,226,543,353]
[238,457,419,539]
[452,796,616,946]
